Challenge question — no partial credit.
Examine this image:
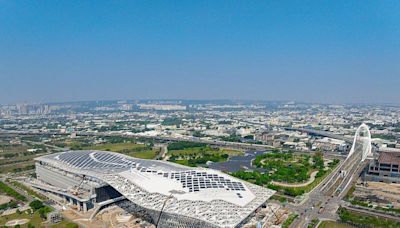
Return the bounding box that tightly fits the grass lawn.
[0,152,40,165]
[282,213,298,228]
[0,211,44,227]
[168,146,243,167]
[0,207,78,228]
[84,142,158,159]
[268,160,339,197]
[169,147,243,156]
[173,160,190,166]
[232,152,340,197]
[318,221,354,228]
[123,150,157,159]
[85,142,145,151]
[338,207,400,228]
[0,161,35,174]
[0,143,30,154]
[0,210,78,228]
[51,220,79,228]
[9,181,47,201]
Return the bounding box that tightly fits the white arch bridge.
[348,123,372,162]
[321,123,373,198]
[265,124,374,228]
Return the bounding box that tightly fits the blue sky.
[0,1,399,104]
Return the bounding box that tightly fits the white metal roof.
[36,150,275,227]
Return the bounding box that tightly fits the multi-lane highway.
[284,127,353,143]
[0,129,275,151]
[289,125,373,228]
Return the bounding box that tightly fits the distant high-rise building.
[17,104,28,115]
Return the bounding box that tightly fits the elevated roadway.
[0,129,275,151]
[284,127,352,143]
[289,124,373,228]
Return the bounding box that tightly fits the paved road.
[0,129,276,151]
[289,152,368,228]
[23,139,67,151]
[272,171,318,188]
[154,144,168,160]
[285,127,352,143]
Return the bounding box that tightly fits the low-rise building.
[365,152,400,183]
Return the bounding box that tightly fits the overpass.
[0,129,275,151]
[290,123,373,228]
[284,127,353,143]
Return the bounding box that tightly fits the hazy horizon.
[3,98,400,107]
[1,1,399,104]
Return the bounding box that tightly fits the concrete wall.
[364,173,400,184]
[36,164,82,189]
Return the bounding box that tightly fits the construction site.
[350,181,400,209]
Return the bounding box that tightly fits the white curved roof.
[36,150,275,227]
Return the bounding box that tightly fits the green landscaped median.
[282,213,298,228]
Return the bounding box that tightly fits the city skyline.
[1,1,400,104]
[3,98,400,106]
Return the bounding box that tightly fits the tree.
[65,223,79,228]
[37,206,52,220]
[221,154,229,159]
[29,200,44,211]
[38,209,46,219]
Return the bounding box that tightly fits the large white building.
[34,150,275,228]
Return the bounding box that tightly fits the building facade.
[34,150,275,227]
[365,152,400,183]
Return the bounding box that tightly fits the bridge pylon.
[348,123,372,162]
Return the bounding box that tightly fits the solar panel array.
[57,151,136,170]
[134,165,246,192]
[37,150,277,228]
[56,151,246,194]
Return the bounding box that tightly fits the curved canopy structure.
[35,150,275,227]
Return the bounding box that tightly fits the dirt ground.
[0,195,12,205]
[62,206,154,228]
[5,219,29,226]
[353,181,400,208]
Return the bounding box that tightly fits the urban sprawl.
[0,100,400,228]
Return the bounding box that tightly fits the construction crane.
[156,194,173,228]
[267,204,286,226]
[71,175,86,196]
